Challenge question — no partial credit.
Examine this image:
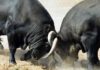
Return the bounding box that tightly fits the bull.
[0,0,56,64]
[47,0,100,66]
[58,0,100,65]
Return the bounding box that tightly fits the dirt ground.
[0,49,100,70]
[0,49,43,70]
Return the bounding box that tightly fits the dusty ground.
[0,49,100,70]
[0,49,43,70]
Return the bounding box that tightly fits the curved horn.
[48,31,56,45]
[42,37,58,58]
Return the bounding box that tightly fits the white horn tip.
[42,38,58,59]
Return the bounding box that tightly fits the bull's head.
[31,30,60,68]
[31,31,58,60]
[20,30,58,61]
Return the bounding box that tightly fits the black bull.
[39,0,100,68]
[52,0,100,65]
[0,0,56,64]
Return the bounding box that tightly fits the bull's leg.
[0,42,3,49]
[87,46,99,65]
[74,44,81,60]
[9,47,16,64]
[80,25,99,65]
[0,38,3,50]
[7,33,17,64]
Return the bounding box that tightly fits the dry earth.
[0,49,100,70]
[0,49,43,70]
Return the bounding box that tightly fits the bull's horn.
[42,37,58,58]
[48,31,56,45]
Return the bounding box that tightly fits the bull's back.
[59,0,100,41]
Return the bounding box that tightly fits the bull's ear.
[80,30,97,52]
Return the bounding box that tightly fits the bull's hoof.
[93,61,100,67]
[9,60,16,65]
[96,61,100,65]
[89,59,100,66]
[87,61,100,70]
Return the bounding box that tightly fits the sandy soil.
[0,49,43,70]
[0,49,100,70]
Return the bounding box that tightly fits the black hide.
[0,0,55,64]
[59,0,100,65]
